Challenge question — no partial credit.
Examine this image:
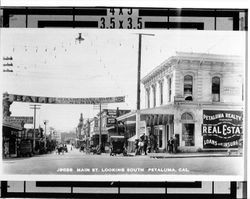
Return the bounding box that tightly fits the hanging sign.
[202,110,243,148]
[5,94,125,104]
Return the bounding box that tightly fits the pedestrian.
[167,139,171,153]
[173,135,178,153]
[153,134,158,153]
[143,135,148,155]
[170,137,174,153]
[138,138,144,155]
[134,139,139,155]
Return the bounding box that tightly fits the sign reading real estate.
[202,110,243,148]
[6,94,125,104]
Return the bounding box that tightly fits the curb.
[149,154,242,159]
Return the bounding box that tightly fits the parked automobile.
[110,136,127,156]
[19,140,32,157]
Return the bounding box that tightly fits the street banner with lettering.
[3,116,33,124]
[202,110,243,148]
[5,93,125,104]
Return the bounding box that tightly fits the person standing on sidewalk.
[143,135,148,155]
[173,135,178,153]
[134,139,139,155]
[169,137,174,153]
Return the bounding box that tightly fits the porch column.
[136,111,141,139]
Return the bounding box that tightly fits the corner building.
[140,52,244,152]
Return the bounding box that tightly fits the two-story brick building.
[118,52,244,152]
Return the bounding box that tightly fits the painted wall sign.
[202,110,243,148]
[223,87,241,95]
[5,94,125,104]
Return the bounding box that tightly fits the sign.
[202,110,243,148]
[5,94,125,104]
[223,87,241,95]
[107,117,116,125]
[3,116,33,124]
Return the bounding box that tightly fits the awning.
[128,135,137,142]
[106,126,115,131]
[3,121,23,131]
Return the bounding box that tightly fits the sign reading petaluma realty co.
[202,110,243,148]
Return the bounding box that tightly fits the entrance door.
[166,125,170,148]
[182,123,195,146]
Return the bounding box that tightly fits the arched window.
[181,112,194,146]
[212,77,220,102]
[184,75,193,101]
[181,112,193,120]
[159,81,163,105]
[152,85,156,107]
[168,77,172,102]
[146,88,150,108]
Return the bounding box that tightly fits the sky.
[0,29,246,131]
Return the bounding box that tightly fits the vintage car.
[109,136,127,156]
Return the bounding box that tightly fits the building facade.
[118,52,244,153]
[141,52,244,152]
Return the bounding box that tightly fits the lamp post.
[43,120,48,150]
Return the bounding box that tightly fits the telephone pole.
[30,104,41,153]
[136,33,154,139]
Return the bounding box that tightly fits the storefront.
[2,122,23,158]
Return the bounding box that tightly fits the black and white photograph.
[1,28,246,180]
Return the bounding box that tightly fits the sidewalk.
[126,151,243,158]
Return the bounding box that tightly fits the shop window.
[152,85,156,107]
[181,112,194,146]
[184,75,193,101]
[212,77,220,102]
[159,81,163,105]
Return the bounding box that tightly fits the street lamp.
[43,120,49,150]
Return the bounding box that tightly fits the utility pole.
[136,33,154,139]
[99,103,102,152]
[30,104,41,153]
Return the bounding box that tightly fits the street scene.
[1,29,246,178]
[3,144,244,176]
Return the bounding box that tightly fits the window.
[153,85,156,107]
[184,75,193,101]
[159,81,163,105]
[212,77,220,102]
[181,112,193,120]
[146,88,150,108]
[181,112,194,146]
[168,78,172,102]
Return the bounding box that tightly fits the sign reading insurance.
[6,94,125,104]
[202,110,243,148]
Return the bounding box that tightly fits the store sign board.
[6,94,125,104]
[202,110,243,148]
[107,117,116,125]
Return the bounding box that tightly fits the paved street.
[2,145,244,176]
